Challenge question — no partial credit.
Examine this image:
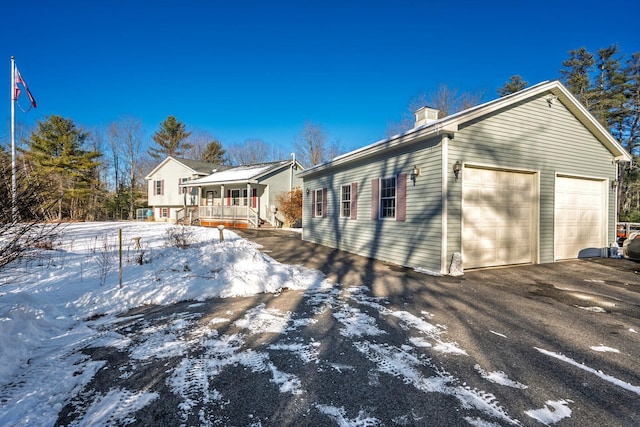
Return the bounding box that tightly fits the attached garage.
[462,167,537,269]
[554,175,606,260]
[300,81,631,275]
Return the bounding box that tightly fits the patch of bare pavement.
[56,229,640,426]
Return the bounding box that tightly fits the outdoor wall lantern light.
[611,179,618,189]
[410,165,421,185]
[306,188,310,196]
[453,160,462,182]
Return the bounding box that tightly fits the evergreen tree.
[23,115,101,220]
[497,75,528,96]
[201,140,226,164]
[148,115,192,160]
[560,47,596,108]
[592,45,628,131]
[559,46,640,220]
[623,52,640,156]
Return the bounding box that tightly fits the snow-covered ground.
[0,222,636,426]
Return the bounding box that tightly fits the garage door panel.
[463,168,536,269]
[554,176,605,260]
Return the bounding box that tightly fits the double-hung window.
[155,180,163,196]
[341,185,351,218]
[314,189,324,217]
[380,177,396,219]
[180,177,189,194]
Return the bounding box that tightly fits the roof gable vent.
[414,106,440,127]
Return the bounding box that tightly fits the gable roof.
[185,160,300,186]
[300,80,631,177]
[174,158,228,175]
[145,156,226,180]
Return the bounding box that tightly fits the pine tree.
[560,47,596,108]
[623,52,640,156]
[497,75,528,97]
[592,45,628,131]
[148,115,192,160]
[23,115,101,220]
[201,140,226,163]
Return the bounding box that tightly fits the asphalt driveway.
[236,229,640,425]
[55,228,640,426]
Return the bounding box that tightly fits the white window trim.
[340,184,351,218]
[379,176,397,220]
[314,188,323,217]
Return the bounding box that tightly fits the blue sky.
[3,0,639,157]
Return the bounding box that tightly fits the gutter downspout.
[290,153,295,194]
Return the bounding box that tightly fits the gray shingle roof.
[173,158,228,175]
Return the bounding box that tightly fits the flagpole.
[10,56,17,223]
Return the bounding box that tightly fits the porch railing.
[198,205,260,227]
[248,207,259,227]
[199,205,246,219]
[175,208,185,223]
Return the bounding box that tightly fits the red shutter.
[167,207,170,218]
[322,188,327,218]
[397,174,406,222]
[161,180,164,195]
[311,190,316,218]
[371,179,379,220]
[252,188,257,208]
[351,182,358,220]
[227,190,231,206]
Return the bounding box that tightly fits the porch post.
[247,183,251,225]
[220,184,225,206]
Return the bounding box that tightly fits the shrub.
[275,187,302,228]
[165,225,195,249]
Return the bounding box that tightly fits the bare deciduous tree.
[109,116,144,219]
[226,139,271,165]
[294,121,327,167]
[386,84,485,137]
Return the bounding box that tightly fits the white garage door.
[554,176,605,260]
[463,167,536,269]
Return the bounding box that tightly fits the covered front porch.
[181,182,281,228]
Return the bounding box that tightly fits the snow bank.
[0,222,324,384]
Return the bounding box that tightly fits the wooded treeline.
[3,44,639,222]
[558,45,639,221]
[1,115,340,222]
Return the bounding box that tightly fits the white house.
[145,157,227,223]
[184,158,304,228]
